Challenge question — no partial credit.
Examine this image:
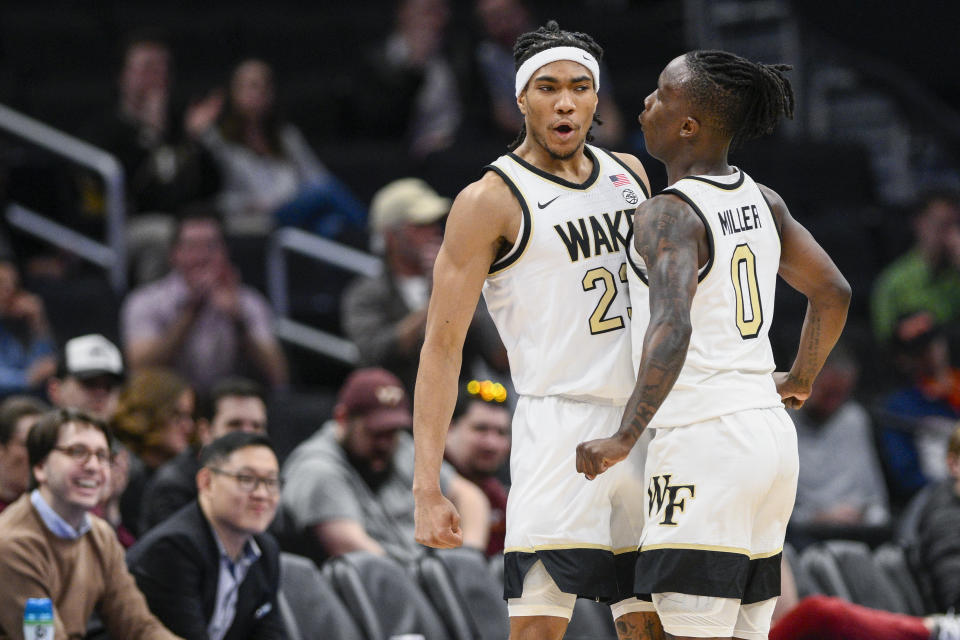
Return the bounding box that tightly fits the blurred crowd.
[0,0,960,637]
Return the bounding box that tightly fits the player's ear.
[517,91,527,116]
[680,116,700,138]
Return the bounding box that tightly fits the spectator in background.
[282,367,490,564]
[44,334,134,543]
[81,32,220,216]
[79,32,223,284]
[787,343,890,545]
[872,190,960,343]
[0,409,183,640]
[768,571,960,640]
[0,395,48,511]
[112,367,196,535]
[97,441,136,547]
[197,58,365,239]
[0,258,56,397]
[46,333,125,423]
[444,379,511,557]
[128,432,286,640]
[341,178,506,395]
[354,0,463,157]
[121,212,288,392]
[472,0,624,147]
[139,377,267,533]
[913,422,960,614]
[877,311,960,506]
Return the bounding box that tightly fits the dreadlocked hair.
[508,20,605,151]
[684,50,794,150]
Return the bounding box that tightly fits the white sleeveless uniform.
[626,168,783,426]
[626,169,798,637]
[484,145,652,604]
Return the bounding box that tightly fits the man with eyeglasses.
[0,408,183,639]
[127,431,286,639]
[140,376,269,533]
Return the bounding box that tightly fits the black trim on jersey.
[506,146,600,190]
[599,148,651,198]
[660,188,715,283]
[625,227,648,285]
[504,548,638,602]
[635,548,781,605]
[483,165,532,274]
[682,169,745,191]
[758,187,783,244]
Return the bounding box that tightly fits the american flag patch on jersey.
[609,173,630,187]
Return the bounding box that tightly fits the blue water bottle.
[23,597,54,640]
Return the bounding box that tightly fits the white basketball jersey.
[627,168,784,428]
[482,145,648,402]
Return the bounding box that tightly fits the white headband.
[514,46,600,98]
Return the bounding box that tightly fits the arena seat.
[564,599,617,640]
[873,543,927,616]
[798,543,852,601]
[784,542,819,599]
[822,540,907,613]
[323,551,451,640]
[278,552,363,640]
[416,548,510,640]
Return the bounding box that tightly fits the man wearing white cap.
[412,21,662,640]
[47,334,125,423]
[342,177,507,395]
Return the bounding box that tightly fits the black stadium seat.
[416,548,510,640]
[564,599,617,640]
[799,544,852,601]
[278,552,364,640]
[415,551,482,640]
[323,551,451,640]
[784,542,819,599]
[822,540,907,613]
[873,544,928,617]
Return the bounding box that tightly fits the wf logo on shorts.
[647,474,695,526]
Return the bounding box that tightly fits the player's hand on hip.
[414,490,463,549]
[576,437,629,480]
[773,371,810,409]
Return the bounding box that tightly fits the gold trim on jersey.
[681,169,746,191]
[757,188,784,249]
[504,541,614,553]
[503,145,602,191]
[659,188,716,284]
[640,542,783,559]
[485,166,534,276]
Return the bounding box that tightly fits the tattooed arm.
[762,184,850,408]
[576,194,705,480]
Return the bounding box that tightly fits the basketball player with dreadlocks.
[413,20,664,640]
[576,51,851,639]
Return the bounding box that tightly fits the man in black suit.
[139,377,269,534]
[127,431,286,640]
